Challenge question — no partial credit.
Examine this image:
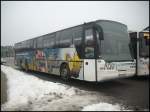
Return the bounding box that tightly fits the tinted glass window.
[139,34,149,57]
[37,37,43,48]
[96,21,132,61]
[43,34,55,48]
[26,40,33,48]
[33,39,37,48]
[59,29,73,47]
[55,32,61,47]
[73,26,82,45]
[22,41,26,48]
[85,29,95,58]
[85,29,94,46]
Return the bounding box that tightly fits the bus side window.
[59,29,73,47]
[33,39,37,48]
[144,36,149,45]
[85,29,95,59]
[37,37,43,48]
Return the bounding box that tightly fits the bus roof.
[142,26,149,31]
[15,19,126,45]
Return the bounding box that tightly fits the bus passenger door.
[83,28,96,81]
[84,59,96,81]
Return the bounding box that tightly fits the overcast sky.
[1,1,149,46]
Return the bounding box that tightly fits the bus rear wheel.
[60,64,70,81]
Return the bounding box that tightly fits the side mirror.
[94,24,104,40]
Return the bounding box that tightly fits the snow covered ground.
[82,103,125,111]
[1,65,129,111]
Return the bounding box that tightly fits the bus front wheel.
[60,64,70,81]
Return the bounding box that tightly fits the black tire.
[60,64,70,81]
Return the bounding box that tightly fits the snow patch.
[1,65,129,111]
[82,102,128,111]
[1,65,81,110]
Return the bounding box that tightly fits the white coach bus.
[129,27,149,76]
[14,20,136,82]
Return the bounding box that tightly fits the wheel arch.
[60,62,69,73]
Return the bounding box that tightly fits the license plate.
[119,74,126,77]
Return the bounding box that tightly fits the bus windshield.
[96,21,133,61]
